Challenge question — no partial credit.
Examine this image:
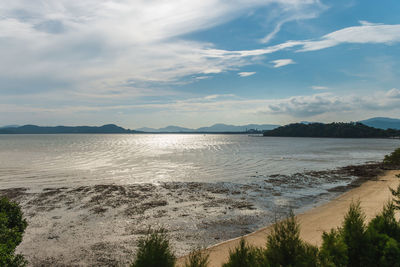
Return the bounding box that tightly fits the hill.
[136,123,279,133]
[0,124,137,134]
[359,117,400,130]
[263,122,400,138]
[136,125,193,133]
[196,123,279,132]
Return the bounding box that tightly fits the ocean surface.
[0,134,398,189]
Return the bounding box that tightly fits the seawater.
[0,134,398,189]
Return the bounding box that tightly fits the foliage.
[341,201,367,267]
[384,148,400,167]
[222,239,264,267]
[319,229,347,267]
[0,197,27,266]
[264,213,319,267]
[263,122,400,138]
[184,248,209,267]
[364,202,400,267]
[131,228,175,267]
[319,201,400,267]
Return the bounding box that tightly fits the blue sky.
[1,0,400,129]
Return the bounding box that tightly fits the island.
[263,122,400,138]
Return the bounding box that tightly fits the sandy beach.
[177,169,400,267]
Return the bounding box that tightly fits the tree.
[0,197,28,266]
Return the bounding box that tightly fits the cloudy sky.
[1,0,400,129]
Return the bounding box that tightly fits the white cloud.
[271,59,295,68]
[238,72,256,77]
[261,88,400,117]
[0,0,322,94]
[265,93,347,116]
[260,1,326,43]
[386,88,400,98]
[297,22,400,52]
[311,86,328,90]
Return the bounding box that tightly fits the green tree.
[384,148,400,167]
[264,213,319,267]
[319,229,348,267]
[341,201,367,267]
[0,196,28,266]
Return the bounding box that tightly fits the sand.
[177,170,400,267]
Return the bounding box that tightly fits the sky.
[1,0,400,129]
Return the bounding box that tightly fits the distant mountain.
[0,124,138,134]
[359,117,400,130]
[135,127,159,132]
[263,122,400,138]
[196,123,279,132]
[0,125,19,129]
[136,125,193,132]
[136,123,279,133]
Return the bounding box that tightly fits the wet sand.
[177,169,400,267]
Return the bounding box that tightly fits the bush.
[131,228,175,267]
[384,147,400,167]
[184,249,209,267]
[222,239,264,267]
[0,196,27,266]
[264,213,319,267]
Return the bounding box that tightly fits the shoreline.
[177,169,400,267]
[0,163,393,266]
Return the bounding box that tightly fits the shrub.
[319,229,348,267]
[222,239,264,267]
[264,213,319,267]
[384,147,400,167]
[0,196,28,266]
[184,248,209,267]
[131,228,175,267]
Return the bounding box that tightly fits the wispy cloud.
[271,59,295,68]
[311,86,328,90]
[238,72,256,77]
[297,22,400,51]
[260,1,326,43]
[386,88,400,98]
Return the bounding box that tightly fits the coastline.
[177,169,400,267]
[0,163,395,266]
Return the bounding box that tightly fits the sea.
[0,134,398,189]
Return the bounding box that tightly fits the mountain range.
[1,117,399,134]
[0,124,136,134]
[359,117,400,130]
[136,123,280,133]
